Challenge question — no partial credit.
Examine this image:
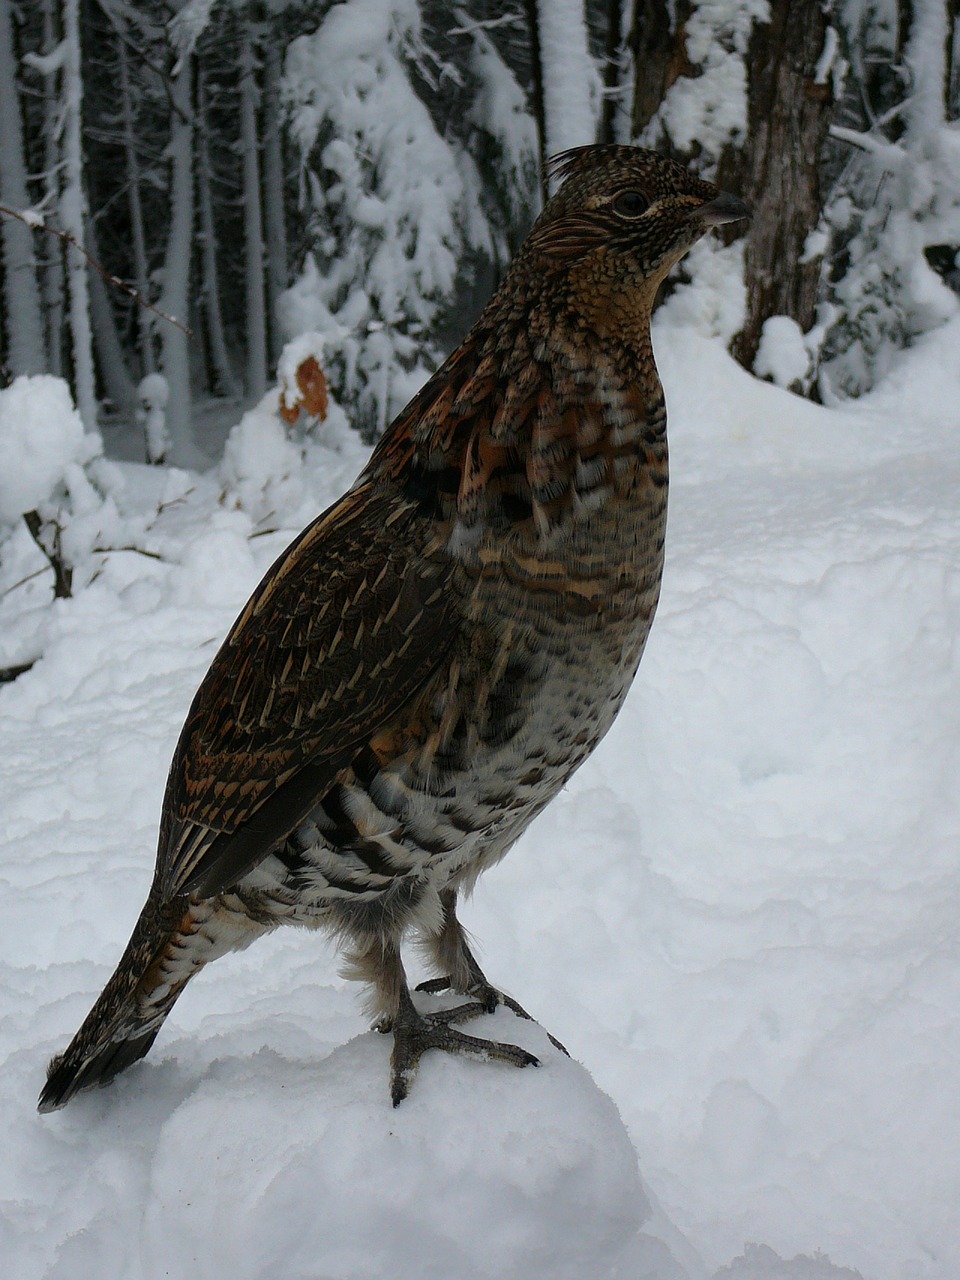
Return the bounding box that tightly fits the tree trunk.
[536,0,599,178]
[118,35,155,377]
[240,25,267,401]
[61,0,98,428]
[628,0,696,143]
[40,0,64,377]
[87,221,138,419]
[718,1,834,373]
[197,72,240,398]
[599,0,624,144]
[902,0,953,135]
[262,36,288,367]
[158,50,196,463]
[0,0,47,377]
[523,0,549,205]
[948,0,960,118]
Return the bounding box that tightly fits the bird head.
[526,145,749,322]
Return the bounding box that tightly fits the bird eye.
[612,190,648,218]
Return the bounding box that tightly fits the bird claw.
[390,1005,540,1106]
[414,975,570,1057]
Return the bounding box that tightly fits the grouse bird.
[39,146,748,1112]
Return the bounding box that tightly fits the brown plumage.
[39,145,748,1112]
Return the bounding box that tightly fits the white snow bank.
[138,1024,652,1280]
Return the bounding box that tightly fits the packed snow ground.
[1,313,959,1279]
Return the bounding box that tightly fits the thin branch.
[96,3,192,126]
[0,202,193,338]
[22,511,72,600]
[91,544,168,561]
[0,567,49,601]
[828,125,906,168]
[448,13,523,37]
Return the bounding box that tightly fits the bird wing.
[159,480,457,900]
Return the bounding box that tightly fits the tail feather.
[38,888,200,1113]
[39,1023,162,1112]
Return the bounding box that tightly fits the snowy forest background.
[0,0,959,470]
[2,3,960,1279]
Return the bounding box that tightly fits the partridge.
[39,145,748,1111]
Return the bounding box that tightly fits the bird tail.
[38,892,209,1113]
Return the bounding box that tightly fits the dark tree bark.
[23,511,73,600]
[262,35,288,367]
[717,1,834,373]
[599,0,624,143]
[523,0,548,204]
[628,0,696,142]
[944,0,959,119]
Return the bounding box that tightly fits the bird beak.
[694,191,751,227]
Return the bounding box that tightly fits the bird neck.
[367,270,668,542]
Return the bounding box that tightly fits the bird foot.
[415,975,569,1057]
[388,997,540,1106]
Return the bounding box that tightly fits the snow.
[219,383,367,529]
[643,1,766,158]
[0,375,87,523]
[282,0,493,433]
[138,1027,651,1280]
[136,374,170,465]
[753,316,812,387]
[3,309,960,1278]
[535,0,600,165]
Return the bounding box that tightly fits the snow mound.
[220,396,305,524]
[28,1018,691,1280]
[220,388,367,529]
[0,375,87,523]
[753,316,812,388]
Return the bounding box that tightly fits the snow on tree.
[536,0,601,169]
[0,0,47,377]
[822,0,960,397]
[0,374,122,599]
[158,17,198,464]
[280,0,534,437]
[634,0,763,161]
[60,0,97,430]
[137,372,171,465]
[0,376,86,526]
[461,22,540,254]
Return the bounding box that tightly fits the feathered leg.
[417,888,568,1055]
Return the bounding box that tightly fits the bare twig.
[22,511,73,599]
[0,567,48,601]
[828,125,905,169]
[91,544,168,561]
[96,1,192,126]
[0,202,193,338]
